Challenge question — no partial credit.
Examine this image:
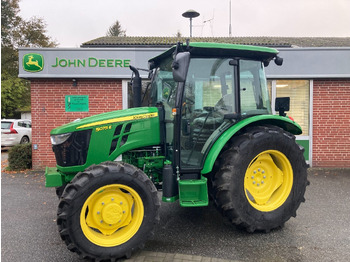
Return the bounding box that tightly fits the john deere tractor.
[45,42,308,261]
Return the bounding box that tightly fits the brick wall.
[31,79,123,169]
[313,80,350,167]
[31,78,350,169]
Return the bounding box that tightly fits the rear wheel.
[20,136,29,144]
[213,126,308,232]
[57,162,160,261]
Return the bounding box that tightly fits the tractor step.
[178,176,209,207]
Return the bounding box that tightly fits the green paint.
[296,140,309,161]
[23,53,44,72]
[162,195,179,202]
[45,167,63,187]
[149,42,279,67]
[65,95,89,112]
[189,42,278,54]
[47,107,161,180]
[51,57,131,68]
[201,115,303,174]
[178,176,209,207]
[78,59,86,67]
[107,59,114,67]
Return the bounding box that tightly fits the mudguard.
[201,115,302,174]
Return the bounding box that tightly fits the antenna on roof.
[201,11,214,37]
[229,0,232,37]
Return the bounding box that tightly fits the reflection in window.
[127,81,151,108]
[276,80,310,135]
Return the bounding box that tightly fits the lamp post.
[182,9,200,37]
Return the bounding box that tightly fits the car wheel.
[20,136,30,144]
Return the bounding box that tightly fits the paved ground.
[1,151,350,261]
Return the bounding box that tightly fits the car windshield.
[1,122,12,129]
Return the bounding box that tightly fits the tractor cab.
[146,42,281,176]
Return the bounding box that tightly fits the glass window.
[184,58,235,113]
[276,80,310,135]
[180,58,235,168]
[127,80,151,108]
[148,56,177,109]
[1,121,12,129]
[240,60,272,116]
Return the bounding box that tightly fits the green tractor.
[45,42,308,261]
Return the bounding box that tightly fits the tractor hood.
[51,107,159,135]
[49,106,161,174]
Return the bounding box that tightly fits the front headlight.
[50,133,72,145]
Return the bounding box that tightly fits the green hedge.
[8,143,32,171]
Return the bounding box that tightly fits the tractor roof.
[149,42,279,67]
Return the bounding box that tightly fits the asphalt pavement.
[1,151,350,262]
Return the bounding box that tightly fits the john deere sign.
[18,47,166,79]
[52,57,130,68]
[23,53,44,72]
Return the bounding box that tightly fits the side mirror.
[275,97,290,116]
[274,56,283,66]
[172,52,190,82]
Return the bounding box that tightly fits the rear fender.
[201,115,302,174]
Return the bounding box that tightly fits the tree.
[1,0,57,118]
[1,72,31,118]
[106,20,126,37]
[1,0,21,46]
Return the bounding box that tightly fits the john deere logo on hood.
[23,53,44,72]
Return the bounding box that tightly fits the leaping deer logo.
[26,55,42,70]
[23,53,44,72]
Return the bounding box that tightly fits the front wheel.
[213,126,308,232]
[57,162,160,261]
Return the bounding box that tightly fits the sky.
[19,0,350,48]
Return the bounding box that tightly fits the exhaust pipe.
[129,66,142,107]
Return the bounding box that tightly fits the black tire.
[212,125,308,232]
[20,136,30,144]
[55,184,67,199]
[57,161,160,261]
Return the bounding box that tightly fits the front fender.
[201,115,302,174]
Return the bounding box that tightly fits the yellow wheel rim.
[80,184,144,247]
[244,150,293,212]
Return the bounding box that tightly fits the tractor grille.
[109,123,132,155]
[53,130,91,167]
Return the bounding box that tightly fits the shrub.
[8,143,32,171]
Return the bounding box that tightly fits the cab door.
[178,58,236,171]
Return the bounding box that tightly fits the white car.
[1,119,32,147]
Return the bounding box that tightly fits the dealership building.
[18,37,350,169]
